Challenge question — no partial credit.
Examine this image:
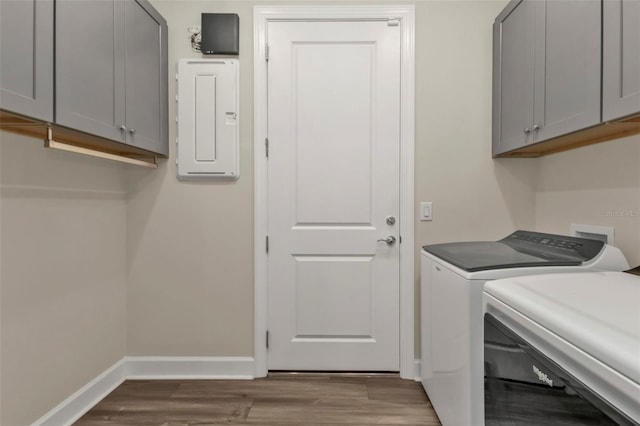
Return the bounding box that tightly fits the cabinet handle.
[119,125,127,132]
[523,128,531,134]
[532,124,540,132]
[129,128,136,135]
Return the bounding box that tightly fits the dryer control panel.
[503,230,604,260]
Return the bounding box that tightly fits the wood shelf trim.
[0,109,163,167]
[45,139,157,168]
[496,114,640,158]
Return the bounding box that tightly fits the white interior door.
[267,20,401,371]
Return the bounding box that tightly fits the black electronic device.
[201,13,239,55]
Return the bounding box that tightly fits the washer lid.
[422,230,604,272]
[485,271,640,386]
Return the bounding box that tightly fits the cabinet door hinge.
[265,44,269,61]
[266,330,270,349]
[265,137,269,158]
[266,236,269,253]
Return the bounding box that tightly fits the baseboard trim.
[31,356,256,426]
[414,359,421,382]
[125,356,255,380]
[33,358,127,426]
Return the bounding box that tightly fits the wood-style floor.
[73,374,441,425]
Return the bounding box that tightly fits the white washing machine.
[420,230,629,426]
[483,271,640,425]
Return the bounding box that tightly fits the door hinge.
[265,44,269,61]
[265,137,269,158]
[266,330,270,349]
[387,18,400,27]
[399,235,402,244]
[266,236,269,253]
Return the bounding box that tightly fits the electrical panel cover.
[177,59,239,180]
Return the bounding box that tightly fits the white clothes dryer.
[483,271,640,425]
[420,230,629,426]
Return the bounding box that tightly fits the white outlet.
[570,224,614,245]
[420,202,433,221]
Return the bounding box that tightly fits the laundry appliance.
[484,271,640,425]
[420,230,629,425]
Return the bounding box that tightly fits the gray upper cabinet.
[124,0,168,155]
[492,0,536,154]
[56,0,168,156]
[493,0,601,157]
[603,0,640,122]
[0,0,54,122]
[56,0,125,143]
[533,1,601,141]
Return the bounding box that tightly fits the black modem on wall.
[201,13,239,55]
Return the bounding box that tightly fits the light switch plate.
[420,202,433,221]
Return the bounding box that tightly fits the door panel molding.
[253,5,415,379]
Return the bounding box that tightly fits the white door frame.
[253,5,415,379]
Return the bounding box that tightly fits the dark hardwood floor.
[73,373,441,425]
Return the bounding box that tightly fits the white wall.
[126,0,255,356]
[414,0,538,246]
[0,132,128,426]
[535,134,640,266]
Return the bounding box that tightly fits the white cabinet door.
[267,20,401,371]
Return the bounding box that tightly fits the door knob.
[377,236,396,246]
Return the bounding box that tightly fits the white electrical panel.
[177,59,239,180]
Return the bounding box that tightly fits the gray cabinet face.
[493,0,535,155]
[493,0,602,156]
[55,0,126,142]
[124,0,168,156]
[534,0,601,141]
[0,0,53,122]
[603,0,640,121]
[55,0,167,155]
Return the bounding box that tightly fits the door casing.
[253,5,416,379]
